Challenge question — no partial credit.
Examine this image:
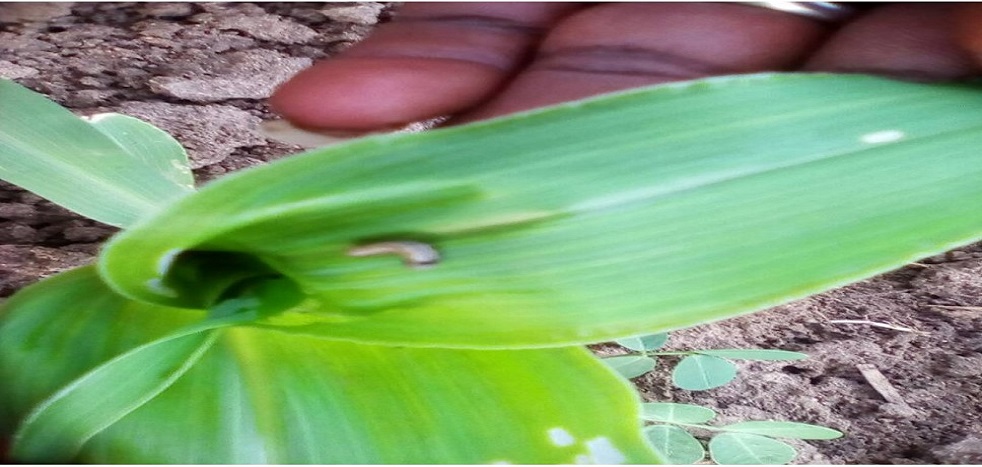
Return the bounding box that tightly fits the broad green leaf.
[616,333,669,351]
[12,329,220,461]
[98,74,982,348]
[0,79,193,227]
[709,433,797,465]
[644,425,705,464]
[10,292,273,462]
[672,355,737,391]
[720,421,842,440]
[0,268,659,463]
[602,355,657,379]
[694,349,808,361]
[82,331,658,464]
[0,266,204,435]
[641,402,716,424]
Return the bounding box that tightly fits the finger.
[954,3,982,67]
[804,4,978,80]
[451,3,828,123]
[269,2,581,131]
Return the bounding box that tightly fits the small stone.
[135,20,184,39]
[0,245,93,296]
[148,51,312,102]
[320,3,385,25]
[116,102,265,168]
[77,76,102,87]
[932,436,982,464]
[46,25,121,44]
[941,355,982,378]
[139,3,194,18]
[0,3,74,23]
[0,203,38,221]
[116,67,149,79]
[17,192,44,204]
[0,32,56,52]
[69,60,108,76]
[71,89,117,107]
[287,7,329,23]
[945,250,972,261]
[912,260,982,302]
[212,13,319,44]
[138,35,176,48]
[0,60,39,79]
[0,222,38,243]
[63,225,114,243]
[877,402,919,418]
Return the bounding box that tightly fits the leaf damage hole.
[860,129,905,144]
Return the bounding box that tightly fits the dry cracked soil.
[1,3,980,464]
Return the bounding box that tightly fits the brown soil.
[1,3,980,464]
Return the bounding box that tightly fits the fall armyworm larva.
[347,241,440,268]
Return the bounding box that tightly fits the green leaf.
[0,266,205,435]
[602,355,657,379]
[616,333,669,351]
[0,269,660,463]
[96,333,661,464]
[709,432,797,465]
[641,402,716,424]
[672,355,737,391]
[0,79,193,227]
[5,268,276,462]
[97,74,982,348]
[644,425,705,464]
[719,421,843,440]
[12,329,220,461]
[694,349,808,361]
[85,112,194,190]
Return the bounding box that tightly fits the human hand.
[270,3,982,132]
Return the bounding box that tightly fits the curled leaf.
[97,74,982,348]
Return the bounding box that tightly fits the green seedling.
[642,403,842,465]
[0,73,980,463]
[605,333,807,390]
[605,334,840,464]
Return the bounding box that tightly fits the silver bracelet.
[740,2,860,23]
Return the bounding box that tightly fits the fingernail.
[260,120,375,148]
[260,117,449,149]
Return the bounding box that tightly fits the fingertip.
[270,57,505,131]
[954,4,982,66]
[804,4,977,80]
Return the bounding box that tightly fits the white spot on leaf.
[584,437,626,464]
[860,130,905,144]
[548,427,576,447]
